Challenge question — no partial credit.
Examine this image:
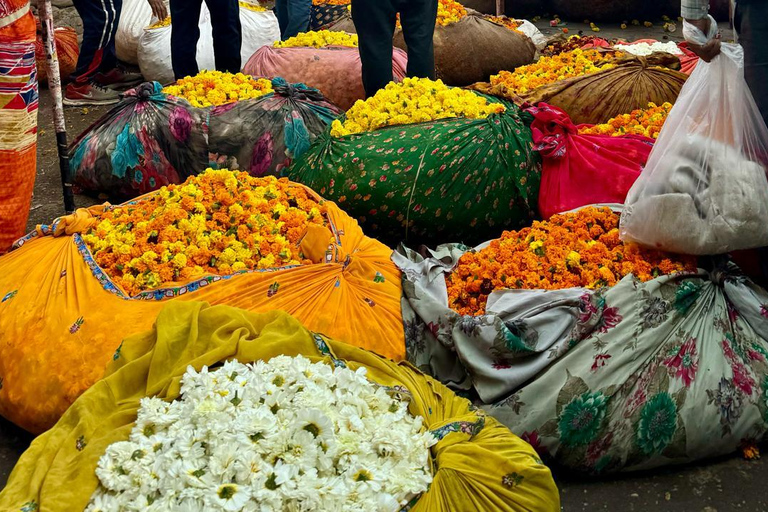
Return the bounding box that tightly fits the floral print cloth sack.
[397,242,768,473]
[69,79,341,200]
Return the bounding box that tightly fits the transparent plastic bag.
[620,39,768,255]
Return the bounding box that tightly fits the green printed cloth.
[287,99,541,246]
[397,245,768,473]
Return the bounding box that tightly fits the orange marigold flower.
[446,207,698,316]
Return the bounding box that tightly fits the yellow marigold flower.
[566,251,581,267]
[163,71,274,108]
[274,30,358,49]
[331,77,505,137]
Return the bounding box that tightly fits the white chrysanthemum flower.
[88,356,434,510]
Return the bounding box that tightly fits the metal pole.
[496,0,503,16]
[38,0,76,214]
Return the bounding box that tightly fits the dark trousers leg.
[205,0,242,73]
[275,0,289,36]
[71,0,121,83]
[278,0,311,40]
[735,4,768,279]
[351,0,397,97]
[170,0,203,80]
[398,0,438,79]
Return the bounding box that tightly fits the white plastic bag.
[239,5,281,65]
[116,0,156,65]
[137,9,215,85]
[620,41,768,255]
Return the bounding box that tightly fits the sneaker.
[94,68,144,90]
[63,82,122,106]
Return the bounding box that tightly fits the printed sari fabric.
[0,1,38,252]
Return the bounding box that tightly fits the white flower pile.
[616,41,683,56]
[85,356,436,512]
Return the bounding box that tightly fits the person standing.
[148,0,242,80]
[275,0,311,40]
[351,0,438,98]
[64,0,142,106]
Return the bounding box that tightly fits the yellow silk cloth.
[0,302,560,512]
[0,196,404,434]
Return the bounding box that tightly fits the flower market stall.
[243,31,408,110]
[69,76,341,200]
[0,170,405,433]
[287,77,541,247]
[0,302,560,511]
[396,206,768,473]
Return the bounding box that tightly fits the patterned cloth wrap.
[69,78,342,200]
[287,96,541,247]
[310,3,350,31]
[0,182,405,433]
[0,302,561,512]
[0,1,38,253]
[396,236,768,473]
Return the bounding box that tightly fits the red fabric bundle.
[529,103,654,219]
[677,42,700,75]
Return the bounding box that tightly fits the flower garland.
[446,207,697,316]
[162,71,274,108]
[82,170,327,296]
[490,49,620,95]
[85,356,436,511]
[274,30,358,49]
[579,102,673,139]
[330,77,505,137]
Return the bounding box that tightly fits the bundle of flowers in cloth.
[529,103,655,219]
[33,19,79,84]
[541,35,611,57]
[0,169,405,434]
[0,302,560,512]
[391,1,536,87]
[473,51,687,125]
[243,31,407,110]
[310,0,351,30]
[287,77,541,247]
[137,1,280,84]
[69,76,341,200]
[396,205,768,473]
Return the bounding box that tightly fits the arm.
[147,0,169,21]
[682,0,721,62]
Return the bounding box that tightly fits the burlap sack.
[394,13,535,87]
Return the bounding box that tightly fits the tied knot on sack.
[272,77,326,102]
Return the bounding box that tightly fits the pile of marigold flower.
[485,15,523,33]
[311,0,349,4]
[274,30,358,49]
[579,102,673,139]
[542,35,611,56]
[446,207,697,316]
[148,16,171,29]
[436,0,467,26]
[490,49,619,94]
[82,170,327,296]
[331,77,505,137]
[162,71,273,108]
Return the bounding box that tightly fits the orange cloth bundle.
[0,173,404,433]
